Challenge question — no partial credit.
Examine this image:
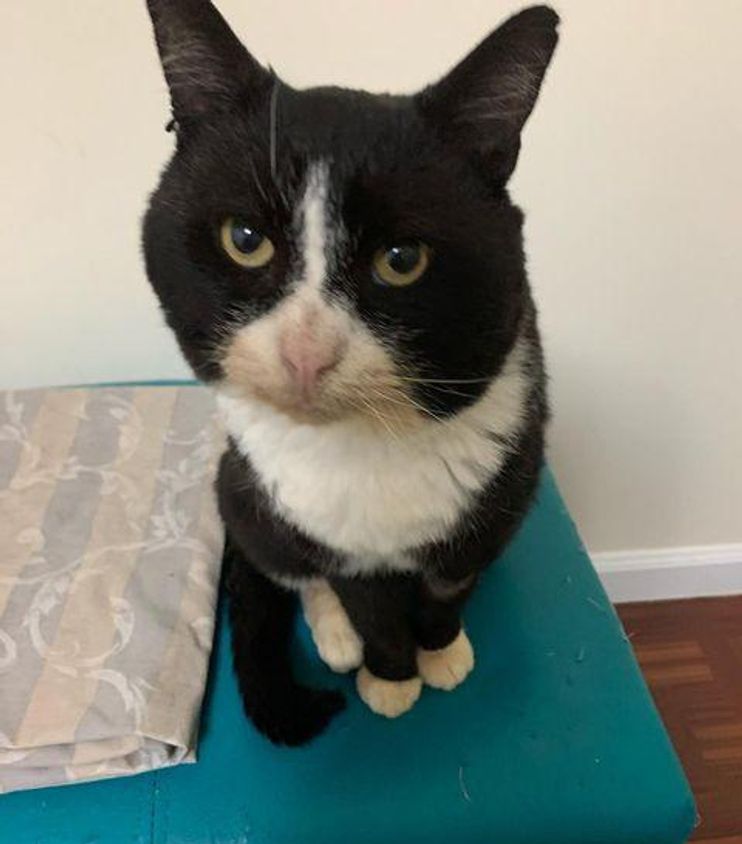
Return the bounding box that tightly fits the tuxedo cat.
[143,0,558,745]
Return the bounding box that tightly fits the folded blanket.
[0,386,224,793]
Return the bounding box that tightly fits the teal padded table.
[0,467,695,843]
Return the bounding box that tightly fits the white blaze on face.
[272,162,348,399]
[297,161,330,295]
[220,161,400,422]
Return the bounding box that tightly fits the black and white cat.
[143,0,558,745]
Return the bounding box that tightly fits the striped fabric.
[0,386,225,793]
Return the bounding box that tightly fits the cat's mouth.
[217,305,425,429]
[221,370,422,430]
[249,382,355,425]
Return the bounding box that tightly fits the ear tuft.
[145,0,272,124]
[419,5,559,185]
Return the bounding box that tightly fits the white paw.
[301,580,363,673]
[312,615,363,673]
[356,667,422,718]
[417,630,475,691]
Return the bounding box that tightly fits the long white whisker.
[365,385,447,426]
[395,376,491,385]
[356,394,401,442]
[413,384,479,401]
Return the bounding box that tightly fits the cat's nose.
[279,330,343,395]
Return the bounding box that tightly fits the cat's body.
[143,0,558,744]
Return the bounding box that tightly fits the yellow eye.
[220,217,275,268]
[373,242,431,287]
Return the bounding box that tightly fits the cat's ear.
[418,5,559,185]
[145,0,272,125]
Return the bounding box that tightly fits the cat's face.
[143,0,558,427]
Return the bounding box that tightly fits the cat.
[143,0,558,745]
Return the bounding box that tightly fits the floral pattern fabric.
[0,386,224,793]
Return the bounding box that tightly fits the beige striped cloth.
[0,386,225,793]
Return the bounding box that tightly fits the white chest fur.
[218,339,531,565]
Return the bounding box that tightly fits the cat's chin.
[218,381,354,426]
[217,379,427,433]
[266,400,350,426]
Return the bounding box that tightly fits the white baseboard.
[591,544,742,603]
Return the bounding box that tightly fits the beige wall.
[1,1,740,553]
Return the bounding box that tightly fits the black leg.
[414,572,478,651]
[225,537,345,746]
[329,574,418,681]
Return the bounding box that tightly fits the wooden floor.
[617,596,742,843]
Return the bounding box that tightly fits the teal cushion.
[0,467,695,843]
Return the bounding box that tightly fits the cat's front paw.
[356,667,422,718]
[313,617,363,674]
[302,580,363,673]
[417,629,475,690]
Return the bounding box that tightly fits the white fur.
[297,162,329,293]
[356,667,422,718]
[301,579,363,673]
[268,572,315,591]
[417,629,475,690]
[218,336,531,564]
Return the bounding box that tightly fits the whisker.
[403,397,447,425]
[355,394,401,442]
[364,384,447,426]
[345,385,417,442]
[359,386,413,410]
[404,383,480,402]
[395,376,492,385]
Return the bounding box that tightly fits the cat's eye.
[373,242,430,287]
[220,217,275,268]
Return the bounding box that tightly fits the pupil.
[231,223,263,254]
[388,244,419,274]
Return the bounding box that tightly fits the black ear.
[145,0,272,125]
[418,6,559,185]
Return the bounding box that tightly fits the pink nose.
[279,330,343,395]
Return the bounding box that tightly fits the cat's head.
[143,0,558,427]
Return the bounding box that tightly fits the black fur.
[224,536,345,746]
[142,0,558,744]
